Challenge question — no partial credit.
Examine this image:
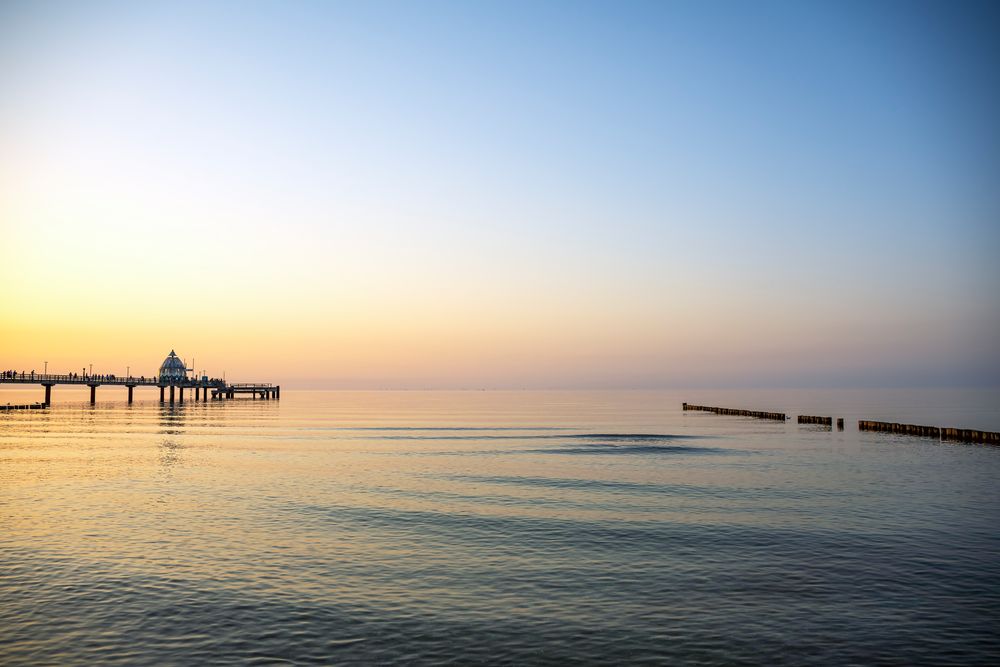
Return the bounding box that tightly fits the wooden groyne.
[798,415,832,426]
[680,402,996,444]
[859,420,1000,445]
[941,427,1000,445]
[1,403,46,411]
[683,403,786,421]
[859,420,939,438]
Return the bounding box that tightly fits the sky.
[1,0,998,388]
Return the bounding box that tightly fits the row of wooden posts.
[682,403,786,421]
[858,420,1000,445]
[683,403,999,445]
[798,415,846,430]
[1,403,46,411]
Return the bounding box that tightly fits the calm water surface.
[2,389,999,664]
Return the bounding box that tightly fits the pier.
[1,350,278,407]
[216,383,280,400]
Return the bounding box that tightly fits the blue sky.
[1,1,998,387]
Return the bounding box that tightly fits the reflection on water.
[159,438,183,468]
[1,390,999,664]
[158,404,187,432]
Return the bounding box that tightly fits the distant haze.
[1,1,998,388]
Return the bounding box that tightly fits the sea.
[2,388,999,665]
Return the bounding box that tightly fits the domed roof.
[159,350,188,382]
[160,350,186,371]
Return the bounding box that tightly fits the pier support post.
[203,388,208,402]
[89,384,97,405]
[169,385,175,404]
[159,386,165,402]
[276,386,280,400]
[43,383,52,407]
[127,385,134,404]
[179,387,184,403]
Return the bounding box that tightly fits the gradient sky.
[1,0,998,388]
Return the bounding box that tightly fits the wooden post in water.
[682,403,786,421]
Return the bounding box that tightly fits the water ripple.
[2,392,1000,664]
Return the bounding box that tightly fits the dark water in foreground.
[2,389,999,665]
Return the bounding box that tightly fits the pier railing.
[0,373,226,387]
